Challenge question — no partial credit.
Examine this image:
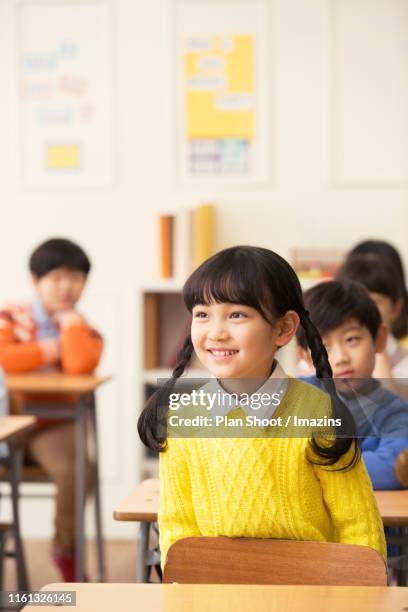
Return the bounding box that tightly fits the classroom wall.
[0,0,407,539]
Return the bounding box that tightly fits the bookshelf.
[140,286,207,477]
[139,204,217,476]
[291,248,345,286]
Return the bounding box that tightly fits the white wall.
[0,0,407,539]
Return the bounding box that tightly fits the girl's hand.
[53,310,85,329]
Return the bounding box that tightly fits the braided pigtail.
[138,335,194,451]
[299,310,360,470]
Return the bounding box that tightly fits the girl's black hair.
[348,240,408,339]
[138,246,359,469]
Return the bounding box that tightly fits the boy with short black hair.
[297,279,408,490]
[0,238,102,581]
[336,253,408,390]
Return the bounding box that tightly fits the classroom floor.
[3,539,150,589]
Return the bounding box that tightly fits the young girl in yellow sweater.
[138,246,386,567]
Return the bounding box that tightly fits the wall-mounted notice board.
[174,0,268,183]
[18,0,114,188]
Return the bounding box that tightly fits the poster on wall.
[18,1,113,188]
[185,34,255,175]
[175,0,268,183]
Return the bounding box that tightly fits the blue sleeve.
[363,437,408,490]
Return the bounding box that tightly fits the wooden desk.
[374,490,408,585]
[114,478,159,582]
[374,490,408,527]
[0,415,36,592]
[115,480,408,582]
[27,583,408,612]
[6,373,110,582]
[114,478,159,522]
[0,415,36,442]
[115,480,408,527]
[6,373,109,395]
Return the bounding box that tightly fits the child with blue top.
[297,279,408,490]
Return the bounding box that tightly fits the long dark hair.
[348,240,408,338]
[138,246,359,469]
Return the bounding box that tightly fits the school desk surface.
[5,372,110,394]
[114,479,408,582]
[26,583,408,612]
[0,415,36,441]
[115,478,408,526]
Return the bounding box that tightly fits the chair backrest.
[163,537,387,586]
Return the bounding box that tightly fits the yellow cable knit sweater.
[159,378,386,565]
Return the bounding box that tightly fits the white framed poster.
[174,0,269,184]
[18,0,114,188]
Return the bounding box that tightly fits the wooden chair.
[163,537,388,586]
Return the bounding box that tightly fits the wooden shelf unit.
[140,288,206,477]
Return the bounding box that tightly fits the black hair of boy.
[29,238,91,278]
[297,280,382,350]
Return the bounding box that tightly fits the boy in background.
[0,238,102,581]
[297,280,408,490]
[336,253,408,398]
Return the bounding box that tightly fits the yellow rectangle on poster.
[47,144,79,169]
[185,34,255,140]
[187,92,253,139]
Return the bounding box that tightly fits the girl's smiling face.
[191,302,298,380]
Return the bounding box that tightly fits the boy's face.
[299,318,387,392]
[32,267,87,315]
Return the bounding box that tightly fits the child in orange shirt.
[0,238,103,581]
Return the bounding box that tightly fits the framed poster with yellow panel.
[174,0,269,184]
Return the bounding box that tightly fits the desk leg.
[88,397,105,582]
[75,400,87,582]
[8,443,29,591]
[136,522,151,583]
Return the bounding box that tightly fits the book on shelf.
[159,203,216,278]
[173,207,194,280]
[159,214,174,278]
[193,203,215,268]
